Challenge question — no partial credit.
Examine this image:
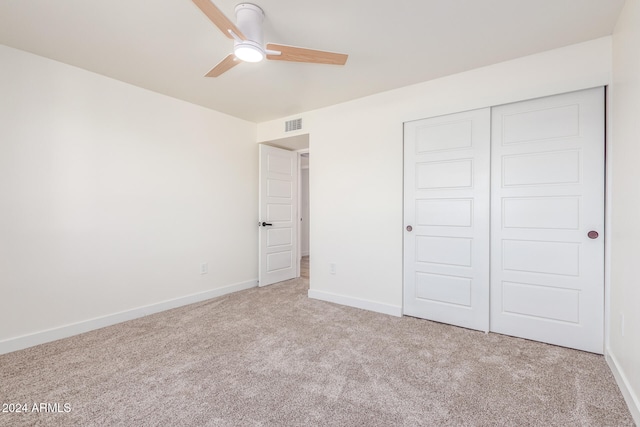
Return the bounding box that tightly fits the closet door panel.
[404,108,490,332]
[490,87,605,354]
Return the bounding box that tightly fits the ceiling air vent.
[285,118,302,132]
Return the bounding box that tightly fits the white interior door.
[490,88,604,353]
[259,144,298,287]
[403,108,491,332]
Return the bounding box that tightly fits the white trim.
[606,350,640,425]
[604,85,612,352]
[0,279,257,355]
[308,289,402,317]
[296,151,303,277]
[297,148,310,276]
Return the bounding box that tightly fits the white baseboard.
[606,349,640,425]
[0,279,257,355]
[308,289,402,317]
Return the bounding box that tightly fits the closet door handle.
[588,230,599,239]
[261,222,273,227]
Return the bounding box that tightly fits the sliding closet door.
[404,108,491,332]
[490,88,604,353]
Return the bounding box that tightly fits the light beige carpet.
[0,277,634,426]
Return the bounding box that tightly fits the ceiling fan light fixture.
[234,42,264,62]
[193,0,349,77]
[232,3,265,63]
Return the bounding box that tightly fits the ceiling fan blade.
[205,54,240,77]
[266,44,348,65]
[192,0,246,40]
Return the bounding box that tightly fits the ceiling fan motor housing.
[233,3,265,62]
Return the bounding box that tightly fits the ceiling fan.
[192,0,349,77]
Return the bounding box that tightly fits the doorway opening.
[300,151,310,280]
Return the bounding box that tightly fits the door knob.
[588,230,599,239]
[406,225,413,232]
[261,222,273,227]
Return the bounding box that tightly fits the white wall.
[0,45,258,351]
[609,0,640,421]
[258,37,612,315]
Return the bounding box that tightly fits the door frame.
[296,148,310,279]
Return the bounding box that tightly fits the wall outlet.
[330,263,336,275]
[201,263,208,275]
[620,313,625,337]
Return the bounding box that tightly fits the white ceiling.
[0,1,625,123]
